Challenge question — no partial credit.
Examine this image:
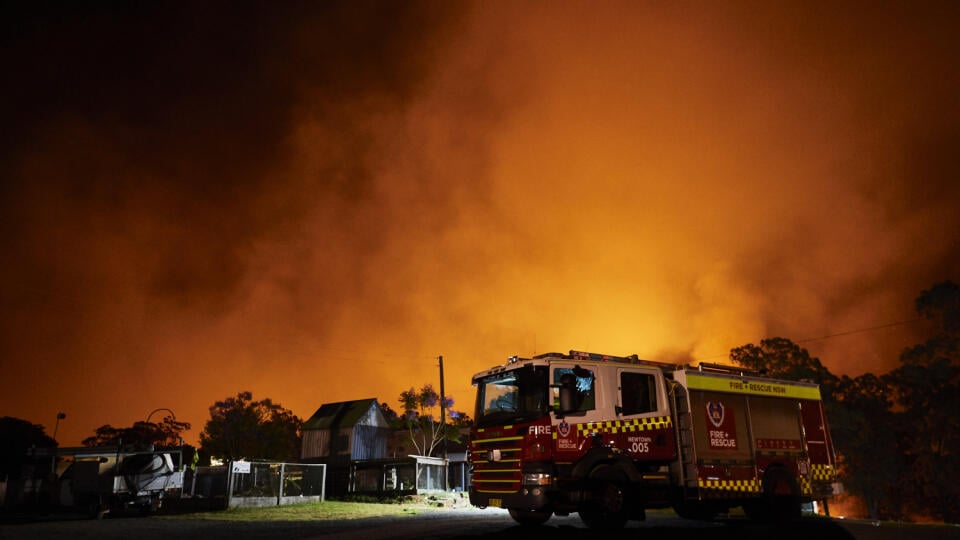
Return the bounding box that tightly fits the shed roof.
[302,398,386,430]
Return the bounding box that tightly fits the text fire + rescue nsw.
[728,381,787,394]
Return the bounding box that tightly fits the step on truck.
[468,350,840,527]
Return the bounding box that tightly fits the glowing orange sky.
[2,2,958,447]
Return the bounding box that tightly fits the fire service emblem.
[557,420,571,437]
[706,401,725,428]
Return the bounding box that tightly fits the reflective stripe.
[475,479,519,483]
[577,416,673,435]
[698,478,761,493]
[473,435,523,444]
[811,463,835,481]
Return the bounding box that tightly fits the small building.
[300,398,390,495]
[445,427,471,492]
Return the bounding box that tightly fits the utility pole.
[439,355,448,490]
[53,412,66,444]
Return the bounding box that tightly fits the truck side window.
[620,372,656,415]
[553,367,596,412]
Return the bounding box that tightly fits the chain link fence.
[227,462,326,508]
[189,462,326,508]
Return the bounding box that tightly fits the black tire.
[747,467,801,522]
[579,464,629,530]
[508,508,552,525]
[83,494,106,520]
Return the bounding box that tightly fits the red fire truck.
[468,350,839,528]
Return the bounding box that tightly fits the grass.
[156,499,445,522]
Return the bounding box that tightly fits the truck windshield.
[474,366,550,428]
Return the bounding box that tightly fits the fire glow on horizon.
[1,2,958,448]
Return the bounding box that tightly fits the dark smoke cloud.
[1,1,467,316]
[1,1,477,443]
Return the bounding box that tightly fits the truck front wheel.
[508,508,552,525]
[579,464,629,529]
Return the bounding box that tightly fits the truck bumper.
[470,485,552,511]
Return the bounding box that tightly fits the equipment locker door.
[799,400,833,465]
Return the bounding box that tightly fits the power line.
[695,317,927,362]
[794,318,925,344]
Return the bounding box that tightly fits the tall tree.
[199,391,302,462]
[830,374,903,520]
[915,280,960,334]
[886,281,960,522]
[398,384,465,457]
[82,415,190,448]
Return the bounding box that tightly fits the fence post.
[225,461,233,509]
[277,463,285,506]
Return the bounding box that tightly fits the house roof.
[302,398,386,430]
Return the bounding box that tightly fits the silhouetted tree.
[448,409,474,428]
[199,391,302,462]
[82,415,190,448]
[398,384,466,456]
[379,401,402,428]
[830,374,903,520]
[886,281,960,522]
[0,417,56,481]
[915,280,960,334]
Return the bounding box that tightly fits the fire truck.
[468,350,839,527]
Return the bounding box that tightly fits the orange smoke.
[1,2,957,448]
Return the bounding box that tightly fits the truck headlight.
[522,473,553,486]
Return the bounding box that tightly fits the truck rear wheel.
[508,508,552,525]
[579,464,629,530]
[746,467,801,522]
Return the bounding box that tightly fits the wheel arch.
[761,463,801,497]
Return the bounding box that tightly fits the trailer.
[25,445,183,517]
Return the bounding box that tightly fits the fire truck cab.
[468,350,838,528]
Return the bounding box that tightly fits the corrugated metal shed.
[302,398,383,430]
[301,398,390,461]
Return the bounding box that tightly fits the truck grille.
[470,432,523,494]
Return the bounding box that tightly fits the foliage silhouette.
[199,391,302,462]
